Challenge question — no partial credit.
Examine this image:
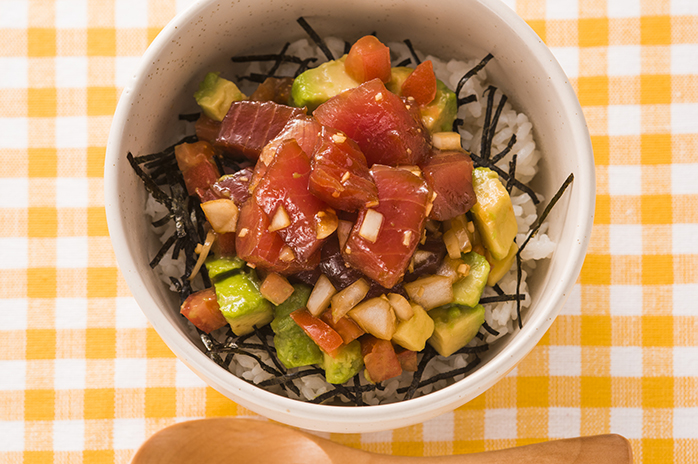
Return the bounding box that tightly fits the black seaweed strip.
[506,153,518,194]
[127,153,173,207]
[479,86,497,161]
[452,118,464,133]
[149,233,176,268]
[257,367,324,387]
[309,389,346,404]
[453,344,490,355]
[517,173,574,254]
[485,93,508,161]
[479,294,525,304]
[294,58,318,77]
[515,253,523,329]
[151,214,172,228]
[144,153,176,170]
[490,134,517,165]
[401,358,481,393]
[232,52,303,64]
[171,236,185,261]
[455,53,494,100]
[482,320,500,336]
[403,39,421,65]
[297,17,334,61]
[238,74,268,84]
[352,374,364,406]
[492,284,505,295]
[213,154,226,175]
[213,347,284,377]
[343,40,351,55]
[395,57,412,67]
[267,42,291,77]
[457,94,477,107]
[403,344,437,400]
[179,112,200,122]
[469,152,540,205]
[252,326,287,374]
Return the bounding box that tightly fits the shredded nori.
[481,321,500,336]
[403,39,421,65]
[395,57,412,67]
[178,112,200,122]
[296,17,334,61]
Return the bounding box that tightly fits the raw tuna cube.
[254,139,335,264]
[313,78,431,167]
[215,100,306,160]
[309,126,379,211]
[197,167,254,205]
[420,150,476,221]
[174,141,220,196]
[343,165,431,289]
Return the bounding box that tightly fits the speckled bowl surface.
[105,0,595,433]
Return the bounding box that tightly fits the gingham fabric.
[1,0,696,463]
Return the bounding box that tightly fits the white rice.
[145,38,555,404]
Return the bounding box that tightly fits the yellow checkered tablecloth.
[1,0,697,462]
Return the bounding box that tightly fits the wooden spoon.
[132,418,633,464]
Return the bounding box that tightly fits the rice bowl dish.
[105,0,594,432]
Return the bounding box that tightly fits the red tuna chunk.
[309,126,379,211]
[420,150,476,221]
[254,139,335,264]
[313,79,431,167]
[215,100,305,160]
[343,165,431,289]
[198,167,254,204]
[235,197,316,275]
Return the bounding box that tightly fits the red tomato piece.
[344,35,392,83]
[174,141,220,196]
[290,308,344,355]
[420,150,476,221]
[320,308,365,344]
[395,348,418,371]
[343,165,431,289]
[215,100,306,160]
[254,139,332,264]
[314,79,431,167]
[401,60,437,107]
[195,114,222,142]
[309,126,379,211]
[360,336,403,383]
[180,287,227,334]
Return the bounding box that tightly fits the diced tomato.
[180,287,227,334]
[309,126,378,211]
[314,79,431,167]
[290,308,344,355]
[343,165,431,289]
[195,114,222,142]
[344,35,392,83]
[254,139,332,263]
[215,100,306,160]
[235,197,316,274]
[401,60,437,107]
[320,308,365,344]
[174,141,220,196]
[360,335,403,383]
[420,150,476,221]
[395,348,418,371]
[250,76,294,105]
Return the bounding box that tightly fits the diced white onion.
[268,205,291,232]
[316,208,338,240]
[201,199,239,234]
[404,275,454,310]
[307,274,336,317]
[330,278,370,322]
[358,209,383,243]
[387,293,414,321]
[432,131,463,151]
[347,297,396,340]
[337,220,353,250]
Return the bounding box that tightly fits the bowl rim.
[105,0,595,433]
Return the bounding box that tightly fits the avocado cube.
[194,72,246,122]
[291,55,360,111]
[214,270,273,336]
[486,242,518,286]
[471,167,518,261]
[392,304,435,352]
[452,251,490,307]
[205,255,245,281]
[270,284,323,369]
[322,340,363,384]
[428,304,485,357]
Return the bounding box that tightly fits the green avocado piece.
[385,66,457,133]
[291,55,360,111]
[452,251,490,307]
[428,304,485,357]
[194,72,246,122]
[270,284,323,369]
[214,269,272,336]
[205,255,245,281]
[322,340,363,384]
[471,167,518,261]
[392,304,434,352]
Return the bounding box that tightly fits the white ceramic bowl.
[105,0,594,433]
